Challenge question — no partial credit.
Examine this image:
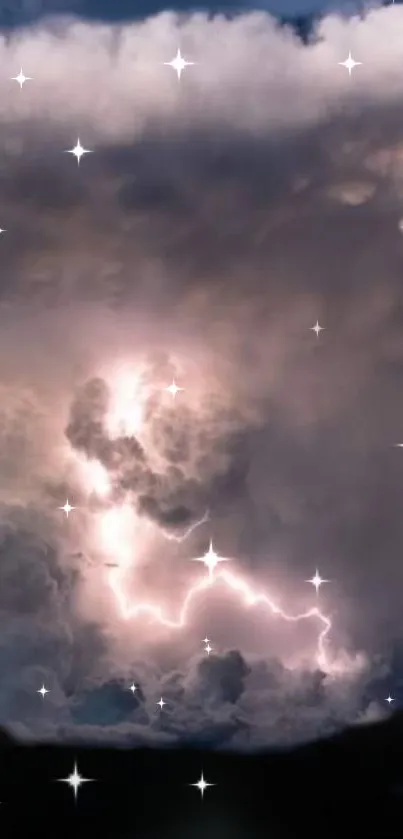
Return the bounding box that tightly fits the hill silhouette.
[2,711,403,837]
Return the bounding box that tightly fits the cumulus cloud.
[64,374,250,530]
[0,2,403,749]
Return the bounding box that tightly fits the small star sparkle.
[204,643,213,655]
[164,380,183,398]
[306,570,329,594]
[202,637,210,644]
[311,321,324,337]
[11,68,32,88]
[192,541,230,580]
[129,683,137,695]
[58,762,93,801]
[157,697,166,710]
[190,772,214,799]
[164,48,195,80]
[338,52,362,76]
[386,695,395,704]
[65,138,93,166]
[37,685,49,698]
[59,499,75,518]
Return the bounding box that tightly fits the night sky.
[0,0,402,754]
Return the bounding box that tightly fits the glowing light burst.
[164,379,184,398]
[105,368,149,439]
[58,762,94,801]
[99,505,135,566]
[192,539,231,580]
[59,499,75,517]
[74,455,111,498]
[190,772,214,799]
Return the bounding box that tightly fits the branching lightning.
[157,510,210,542]
[70,370,334,673]
[104,532,332,671]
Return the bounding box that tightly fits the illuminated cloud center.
[71,368,339,674]
[75,455,112,498]
[105,368,148,439]
[98,505,137,567]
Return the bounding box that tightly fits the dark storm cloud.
[196,650,250,704]
[0,505,113,734]
[65,375,249,528]
[56,649,380,749]
[1,3,403,748]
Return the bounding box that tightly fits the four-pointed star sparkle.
[338,52,362,76]
[65,138,93,165]
[386,695,395,704]
[129,683,137,694]
[157,697,166,710]
[164,48,195,80]
[306,570,329,594]
[58,762,93,801]
[164,380,183,397]
[59,499,75,518]
[204,643,213,655]
[37,684,50,698]
[192,540,230,580]
[11,68,32,88]
[190,772,214,799]
[311,321,324,338]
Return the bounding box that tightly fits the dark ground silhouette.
[2,711,403,837]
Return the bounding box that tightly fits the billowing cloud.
[64,372,251,531]
[0,3,403,749]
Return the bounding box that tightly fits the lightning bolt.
[73,371,333,673]
[156,510,209,542]
[105,539,332,672]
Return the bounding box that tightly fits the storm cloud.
[64,374,250,529]
[0,3,402,748]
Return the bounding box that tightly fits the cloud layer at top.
[0,6,401,144]
[0,3,402,749]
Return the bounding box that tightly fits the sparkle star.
[129,683,137,695]
[202,637,210,644]
[386,695,395,704]
[338,52,362,76]
[311,321,324,337]
[164,380,183,398]
[164,48,195,80]
[65,138,93,166]
[192,541,230,580]
[37,685,50,698]
[11,68,32,88]
[190,772,214,799]
[58,762,93,801]
[157,697,166,710]
[204,643,213,655]
[306,570,329,594]
[59,499,75,518]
